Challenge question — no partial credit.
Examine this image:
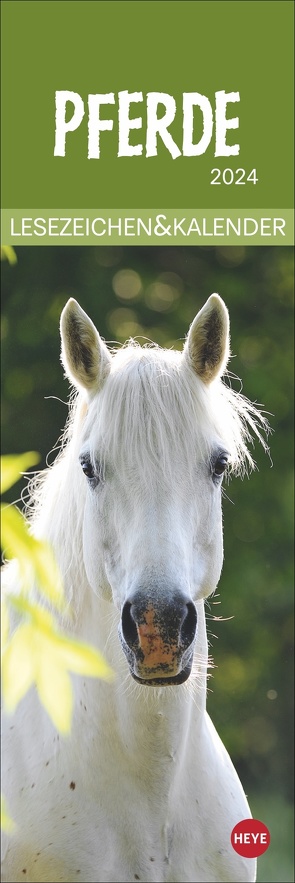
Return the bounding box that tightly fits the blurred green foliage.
[1,246,294,822]
[253,793,294,882]
[1,451,112,737]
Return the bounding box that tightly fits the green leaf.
[30,540,65,609]
[56,635,114,680]
[1,794,16,833]
[1,452,40,494]
[1,505,65,609]
[2,622,35,711]
[1,599,10,651]
[2,599,114,732]
[0,246,17,266]
[36,641,73,734]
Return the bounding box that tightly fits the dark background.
[1,245,294,880]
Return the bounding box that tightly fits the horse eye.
[212,453,229,480]
[81,459,95,479]
[79,457,103,487]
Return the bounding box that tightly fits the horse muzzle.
[119,591,197,686]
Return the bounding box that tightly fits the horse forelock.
[81,343,269,490]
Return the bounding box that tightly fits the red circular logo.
[231,819,270,858]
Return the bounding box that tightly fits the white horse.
[2,294,268,883]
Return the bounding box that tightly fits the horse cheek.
[192,504,224,599]
[82,496,113,602]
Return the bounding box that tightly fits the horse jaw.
[183,293,230,383]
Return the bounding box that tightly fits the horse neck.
[122,623,208,773]
[77,591,208,773]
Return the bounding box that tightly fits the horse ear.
[60,298,111,394]
[183,294,230,383]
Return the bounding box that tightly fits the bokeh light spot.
[144,273,182,313]
[267,690,278,700]
[112,268,142,301]
[107,307,144,341]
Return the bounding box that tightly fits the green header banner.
[1,0,294,238]
[2,209,293,246]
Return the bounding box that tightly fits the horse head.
[60,295,231,685]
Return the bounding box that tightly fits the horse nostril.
[121,601,138,649]
[181,601,197,648]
